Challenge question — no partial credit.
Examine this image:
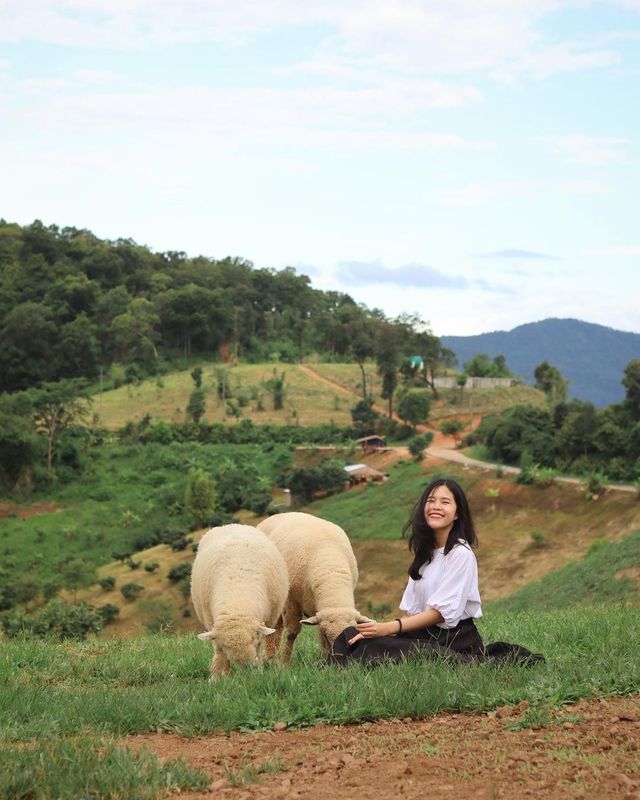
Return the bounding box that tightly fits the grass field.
[94,361,547,430]
[97,364,356,429]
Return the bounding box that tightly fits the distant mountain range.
[440,318,640,407]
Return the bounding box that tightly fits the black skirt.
[328,618,544,667]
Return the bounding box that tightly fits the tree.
[56,314,100,379]
[186,388,206,424]
[534,360,569,405]
[397,389,431,430]
[463,353,512,378]
[0,394,41,488]
[56,557,97,602]
[264,370,286,410]
[350,398,379,435]
[184,467,217,527]
[622,360,640,420]
[439,420,466,443]
[0,301,58,391]
[375,322,402,418]
[28,380,91,475]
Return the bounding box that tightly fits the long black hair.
[402,478,478,580]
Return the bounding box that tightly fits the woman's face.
[424,485,458,538]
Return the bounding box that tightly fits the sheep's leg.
[282,601,302,664]
[210,649,230,678]
[264,616,284,661]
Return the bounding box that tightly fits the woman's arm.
[348,607,444,644]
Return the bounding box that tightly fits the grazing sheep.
[257,511,369,660]
[191,524,289,677]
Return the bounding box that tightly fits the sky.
[1,1,639,337]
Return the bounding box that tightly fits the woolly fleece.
[191,524,289,676]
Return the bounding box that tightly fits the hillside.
[441,317,640,407]
[64,455,640,637]
[96,361,546,430]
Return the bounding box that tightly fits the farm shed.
[344,464,387,484]
[356,435,387,453]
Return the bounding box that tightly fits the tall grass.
[2,606,638,744]
[0,739,209,800]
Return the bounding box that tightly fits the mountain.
[440,318,640,407]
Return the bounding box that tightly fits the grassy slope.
[96,361,547,430]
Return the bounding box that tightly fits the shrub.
[167,563,192,583]
[407,433,434,461]
[97,603,120,624]
[144,562,160,573]
[1,601,104,640]
[98,576,116,591]
[581,471,608,500]
[140,599,174,633]
[184,467,217,527]
[120,583,145,602]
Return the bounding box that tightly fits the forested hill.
[0,219,440,392]
[441,318,640,407]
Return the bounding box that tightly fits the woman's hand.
[348,620,399,645]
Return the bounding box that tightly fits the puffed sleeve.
[399,577,422,616]
[426,545,478,628]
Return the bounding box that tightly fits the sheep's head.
[198,620,276,666]
[301,607,371,649]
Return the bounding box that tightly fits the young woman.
[330,477,542,665]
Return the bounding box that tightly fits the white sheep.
[190,523,289,677]
[257,511,368,661]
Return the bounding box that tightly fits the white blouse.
[399,541,482,629]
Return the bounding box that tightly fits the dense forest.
[0,219,450,391]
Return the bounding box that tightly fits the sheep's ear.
[197,629,216,641]
[301,616,319,625]
[259,626,276,636]
[356,614,374,624]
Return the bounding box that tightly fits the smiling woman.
[334,477,543,667]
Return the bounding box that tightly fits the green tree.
[28,380,91,475]
[0,301,58,390]
[264,370,286,410]
[375,322,402,418]
[464,353,512,378]
[56,557,97,602]
[622,360,640,420]
[186,388,206,424]
[397,389,431,430]
[0,394,41,488]
[184,467,217,527]
[534,360,569,404]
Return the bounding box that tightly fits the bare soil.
[128,696,640,799]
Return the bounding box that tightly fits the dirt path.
[129,695,640,799]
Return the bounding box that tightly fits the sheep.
[190,523,289,677]
[257,511,369,661]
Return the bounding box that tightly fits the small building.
[356,435,387,453]
[344,463,387,484]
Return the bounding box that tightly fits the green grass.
[489,530,640,613]
[1,606,638,745]
[0,440,291,588]
[0,738,209,800]
[316,460,481,540]
[97,363,357,429]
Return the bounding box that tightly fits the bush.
[98,576,116,591]
[144,562,160,573]
[184,467,217,527]
[97,603,120,624]
[167,563,192,583]
[120,583,145,601]
[1,601,104,640]
[407,433,434,461]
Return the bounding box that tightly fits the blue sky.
[1,1,639,336]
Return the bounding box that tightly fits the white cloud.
[0,0,621,86]
[73,69,123,84]
[545,133,629,166]
[439,180,538,207]
[3,83,491,153]
[586,245,640,255]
